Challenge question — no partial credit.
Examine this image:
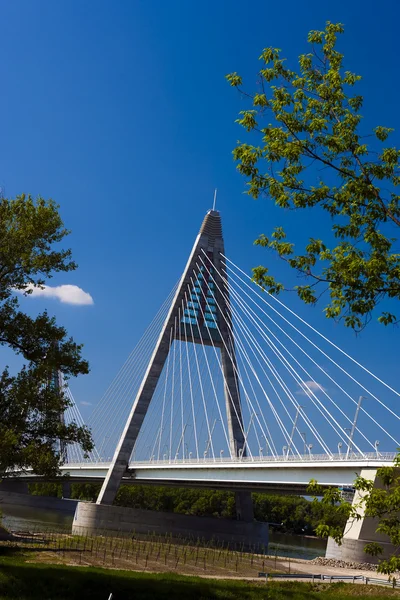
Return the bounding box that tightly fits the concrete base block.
[235,491,254,522]
[325,536,396,564]
[73,502,268,550]
[0,490,78,513]
[0,480,29,494]
[62,481,72,499]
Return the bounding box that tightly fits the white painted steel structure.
[50,209,400,557]
[13,452,393,495]
[13,210,399,500]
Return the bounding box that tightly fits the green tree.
[0,194,93,478]
[29,482,62,498]
[308,451,400,576]
[110,483,345,534]
[71,482,100,501]
[227,22,400,330]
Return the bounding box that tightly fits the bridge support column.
[219,284,254,523]
[73,501,267,549]
[0,480,29,494]
[62,481,72,499]
[325,468,397,564]
[235,491,254,522]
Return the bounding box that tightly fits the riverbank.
[0,549,397,600]
[0,503,327,560]
[26,537,388,581]
[0,526,387,581]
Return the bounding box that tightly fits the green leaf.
[374,126,394,142]
[228,20,400,330]
[225,72,242,87]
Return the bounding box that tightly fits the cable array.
[83,281,180,461]
[61,381,99,463]
[65,254,400,465]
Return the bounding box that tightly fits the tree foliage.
[0,194,93,478]
[30,482,347,536]
[227,22,400,330]
[308,451,400,576]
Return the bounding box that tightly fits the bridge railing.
[122,450,396,467]
[64,451,396,467]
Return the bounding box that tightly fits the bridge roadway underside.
[17,459,386,495]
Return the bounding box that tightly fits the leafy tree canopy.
[31,481,347,537]
[0,194,92,478]
[227,21,400,331]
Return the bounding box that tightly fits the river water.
[0,504,327,560]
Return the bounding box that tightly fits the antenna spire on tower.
[213,188,218,211]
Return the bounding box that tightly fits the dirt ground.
[3,531,393,584]
[26,544,383,581]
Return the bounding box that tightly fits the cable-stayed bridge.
[15,208,399,558]
[63,211,398,476]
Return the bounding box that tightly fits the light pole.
[307,444,313,459]
[287,405,304,457]
[259,447,263,459]
[344,428,351,459]
[264,437,271,456]
[282,446,287,460]
[338,441,343,459]
[175,423,190,460]
[204,418,219,459]
[220,449,224,460]
[163,444,169,461]
[374,440,380,458]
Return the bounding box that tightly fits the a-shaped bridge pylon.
[82,209,399,520]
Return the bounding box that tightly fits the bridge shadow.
[0,555,312,600]
[0,546,85,557]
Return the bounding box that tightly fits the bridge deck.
[12,453,395,495]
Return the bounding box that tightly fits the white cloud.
[18,284,94,306]
[296,380,326,396]
[80,401,93,406]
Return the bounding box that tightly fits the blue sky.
[1,0,399,444]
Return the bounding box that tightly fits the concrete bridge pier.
[235,491,254,522]
[72,501,268,549]
[0,479,78,513]
[73,485,261,547]
[325,468,397,564]
[62,481,72,499]
[0,479,29,494]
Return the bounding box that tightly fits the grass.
[0,548,399,600]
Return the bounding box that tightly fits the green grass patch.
[0,549,398,600]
